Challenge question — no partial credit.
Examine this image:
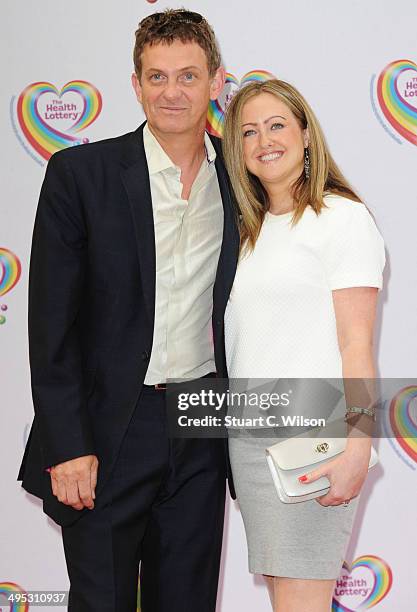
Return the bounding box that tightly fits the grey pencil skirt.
[229,435,359,579]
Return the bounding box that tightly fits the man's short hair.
[134,9,222,79]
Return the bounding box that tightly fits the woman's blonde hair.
[222,79,361,253]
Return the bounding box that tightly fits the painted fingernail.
[299,475,308,482]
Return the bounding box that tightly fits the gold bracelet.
[344,406,376,422]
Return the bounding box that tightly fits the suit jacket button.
[142,350,150,361]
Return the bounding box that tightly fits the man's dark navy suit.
[17,122,239,611]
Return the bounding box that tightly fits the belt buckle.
[154,383,167,391]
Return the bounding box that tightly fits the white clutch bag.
[265,424,378,504]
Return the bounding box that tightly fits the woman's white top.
[224,195,385,379]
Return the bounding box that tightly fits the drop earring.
[304,147,310,179]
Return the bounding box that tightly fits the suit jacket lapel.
[211,137,240,315]
[120,123,156,326]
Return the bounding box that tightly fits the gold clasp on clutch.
[315,442,329,454]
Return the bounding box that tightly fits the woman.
[222,80,385,611]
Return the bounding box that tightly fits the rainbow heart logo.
[332,556,393,610]
[372,59,417,146]
[13,80,102,162]
[0,247,21,297]
[0,247,22,325]
[388,385,417,464]
[0,582,29,611]
[206,70,276,137]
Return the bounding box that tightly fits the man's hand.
[50,455,99,511]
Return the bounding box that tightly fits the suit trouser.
[61,384,226,612]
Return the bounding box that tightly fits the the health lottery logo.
[0,582,29,611]
[383,385,417,470]
[206,70,275,137]
[371,59,417,146]
[332,556,393,610]
[11,80,102,164]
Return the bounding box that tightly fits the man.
[18,9,239,612]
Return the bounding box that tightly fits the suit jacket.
[18,122,240,527]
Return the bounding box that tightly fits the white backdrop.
[1,1,416,610]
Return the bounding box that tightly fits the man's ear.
[131,72,143,104]
[209,66,226,101]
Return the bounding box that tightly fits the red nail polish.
[299,475,308,482]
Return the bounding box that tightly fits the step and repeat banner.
[1,0,416,610]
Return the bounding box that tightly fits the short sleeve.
[321,202,385,290]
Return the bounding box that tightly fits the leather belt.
[143,372,217,391]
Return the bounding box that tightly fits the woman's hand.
[298,438,371,506]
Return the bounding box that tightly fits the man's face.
[132,40,224,137]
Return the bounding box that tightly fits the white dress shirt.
[143,123,224,384]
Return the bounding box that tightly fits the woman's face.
[241,92,308,191]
